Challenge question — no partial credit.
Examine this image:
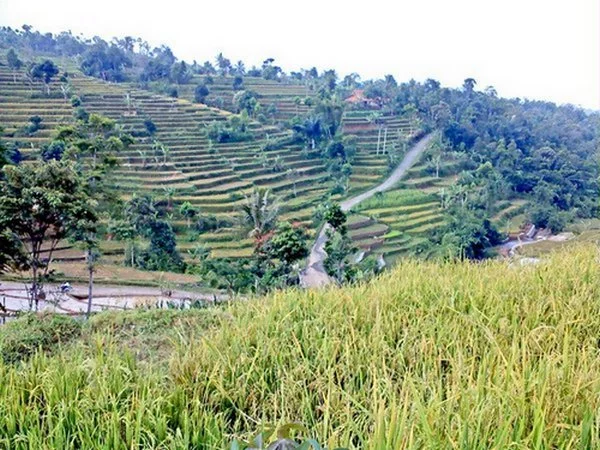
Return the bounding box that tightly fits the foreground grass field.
[1,246,600,448]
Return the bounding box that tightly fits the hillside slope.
[1,246,599,448]
[0,61,334,262]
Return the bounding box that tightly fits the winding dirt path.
[300,133,434,288]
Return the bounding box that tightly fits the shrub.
[195,214,233,233]
[143,118,157,135]
[0,313,82,363]
[73,107,89,122]
[70,95,81,107]
[41,140,66,161]
[194,83,209,103]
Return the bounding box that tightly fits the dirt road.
[0,281,223,316]
[300,133,433,288]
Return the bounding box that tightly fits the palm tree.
[137,149,148,169]
[239,188,279,245]
[367,112,384,155]
[293,96,302,116]
[429,154,442,178]
[293,116,321,150]
[161,144,170,165]
[286,168,300,197]
[162,187,175,210]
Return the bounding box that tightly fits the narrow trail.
[300,133,434,288]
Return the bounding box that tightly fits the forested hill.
[0,24,598,291]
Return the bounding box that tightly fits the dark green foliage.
[143,118,157,135]
[324,230,357,284]
[0,160,99,307]
[197,258,255,293]
[28,115,42,130]
[6,48,22,69]
[194,214,233,233]
[232,75,244,91]
[528,204,570,232]
[41,139,65,161]
[207,116,253,143]
[233,90,260,115]
[73,107,89,122]
[323,203,347,234]
[389,78,599,223]
[81,41,130,81]
[70,95,81,107]
[3,143,22,165]
[261,57,282,80]
[6,48,23,82]
[30,59,59,92]
[169,61,192,84]
[194,83,210,103]
[432,208,503,260]
[265,222,309,266]
[140,46,176,82]
[0,313,82,363]
[120,195,183,272]
[138,220,183,272]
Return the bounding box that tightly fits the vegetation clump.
[0,313,81,363]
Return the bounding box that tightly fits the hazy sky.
[1,0,599,109]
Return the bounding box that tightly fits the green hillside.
[1,247,600,448]
[0,55,441,282]
[0,60,336,267]
[1,27,598,292]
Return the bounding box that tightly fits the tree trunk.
[31,264,38,311]
[86,249,93,319]
[376,127,382,155]
[382,127,388,154]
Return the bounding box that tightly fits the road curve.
[300,133,434,288]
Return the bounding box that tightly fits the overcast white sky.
[1,0,599,109]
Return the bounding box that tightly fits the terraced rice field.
[152,75,314,122]
[0,68,73,156]
[342,109,419,192]
[343,150,470,264]
[492,199,528,234]
[0,61,333,270]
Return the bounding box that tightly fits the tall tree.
[30,59,59,95]
[6,48,23,83]
[0,161,98,310]
[239,188,279,247]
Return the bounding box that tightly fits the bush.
[0,313,82,363]
[194,83,209,103]
[41,140,66,161]
[195,214,233,233]
[73,107,89,122]
[143,118,157,135]
[70,95,81,107]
